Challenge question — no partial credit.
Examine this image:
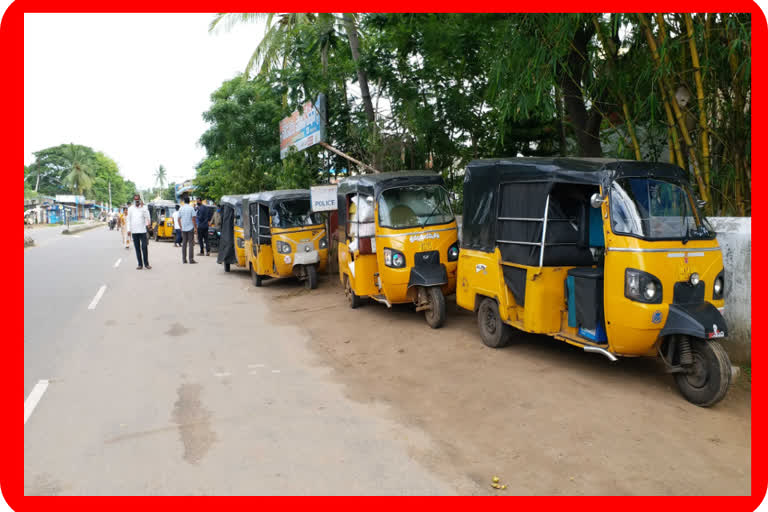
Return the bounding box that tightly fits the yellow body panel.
[457,195,725,358]
[339,220,459,303]
[155,217,174,238]
[234,226,246,268]
[246,224,328,280]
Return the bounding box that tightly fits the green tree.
[61,144,94,196]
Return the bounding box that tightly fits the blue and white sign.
[310,185,338,212]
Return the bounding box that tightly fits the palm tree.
[61,144,93,196]
[209,12,376,122]
[155,165,167,189]
[209,13,314,78]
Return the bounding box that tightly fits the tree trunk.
[559,24,602,157]
[342,14,375,124]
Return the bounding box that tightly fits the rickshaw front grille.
[415,250,439,266]
[673,281,705,304]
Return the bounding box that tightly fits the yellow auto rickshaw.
[337,171,459,328]
[216,194,247,272]
[148,200,177,241]
[242,190,329,289]
[457,158,732,406]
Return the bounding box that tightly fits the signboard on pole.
[280,94,327,159]
[310,185,338,212]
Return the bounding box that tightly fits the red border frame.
[7,3,764,508]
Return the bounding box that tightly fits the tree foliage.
[198,13,751,215]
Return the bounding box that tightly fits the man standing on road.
[172,204,181,247]
[196,198,211,256]
[178,196,198,264]
[126,194,151,270]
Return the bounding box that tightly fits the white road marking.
[213,372,232,378]
[24,380,49,424]
[249,370,260,375]
[248,364,265,368]
[271,370,281,374]
[72,235,81,238]
[88,285,107,310]
[114,258,122,268]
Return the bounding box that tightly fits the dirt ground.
[244,270,750,496]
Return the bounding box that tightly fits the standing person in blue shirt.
[178,195,198,264]
[196,198,212,256]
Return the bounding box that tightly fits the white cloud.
[24,13,265,190]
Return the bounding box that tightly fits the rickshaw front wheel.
[305,265,318,290]
[344,274,361,309]
[477,298,512,348]
[423,286,446,329]
[674,338,732,407]
[251,265,262,287]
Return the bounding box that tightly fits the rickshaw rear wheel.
[424,286,446,329]
[477,298,512,348]
[251,265,262,287]
[305,265,318,290]
[674,338,731,407]
[344,274,361,309]
[224,262,231,273]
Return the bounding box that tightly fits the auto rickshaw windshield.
[272,199,322,228]
[378,185,453,229]
[610,177,715,241]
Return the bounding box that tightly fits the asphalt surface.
[24,226,463,495]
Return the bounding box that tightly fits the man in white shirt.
[177,195,198,264]
[126,193,152,270]
[172,204,181,247]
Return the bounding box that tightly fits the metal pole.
[319,142,380,174]
[108,180,112,211]
[539,194,550,268]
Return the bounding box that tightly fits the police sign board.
[311,185,338,212]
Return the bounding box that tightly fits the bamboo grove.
[197,13,751,215]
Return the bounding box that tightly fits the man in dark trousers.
[196,198,212,256]
[126,193,152,270]
[178,195,197,264]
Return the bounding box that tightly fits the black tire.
[477,298,512,348]
[251,265,262,287]
[674,338,732,407]
[224,262,231,273]
[424,286,446,329]
[305,265,318,290]
[344,274,361,309]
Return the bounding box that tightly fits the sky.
[24,13,266,190]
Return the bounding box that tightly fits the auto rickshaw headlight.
[625,268,663,304]
[689,272,700,286]
[276,240,292,254]
[319,237,328,249]
[713,270,724,300]
[384,247,406,268]
[447,243,459,261]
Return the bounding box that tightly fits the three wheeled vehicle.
[457,158,732,406]
[216,194,247,272]
[242,190,329,289]
[337,171,459,328]
[147,200,177,241]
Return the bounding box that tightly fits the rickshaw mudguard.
[407,264,448,288]
[660,303,728,340]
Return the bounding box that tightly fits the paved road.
[24,227,465,495]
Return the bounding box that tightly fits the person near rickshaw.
[126,194,151,269]
[172,204,181,247]
[196,198,212,256]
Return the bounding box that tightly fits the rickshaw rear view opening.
[457,158,733,406]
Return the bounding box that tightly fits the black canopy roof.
[465,158,686,187]
[220,194,245,209]
[244,189,310,208]
[337,171,444,198]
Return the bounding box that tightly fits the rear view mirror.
[590,193,604,209]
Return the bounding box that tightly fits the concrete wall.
[456,215,751,363]
[710,217,751,364]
